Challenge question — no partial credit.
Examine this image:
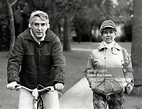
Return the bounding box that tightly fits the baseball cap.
[100,20,117,33]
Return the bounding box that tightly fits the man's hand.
[7,81,18,90]
[54,83,64,91]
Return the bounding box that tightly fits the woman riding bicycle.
[7,10,66,109]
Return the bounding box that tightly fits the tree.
[63,15,71,51]
[0,0,10,51]
[3,0,133,51]
[53,0,87,51]
[6,0,17,55]
[73,16,92,42]
[72,0,117,42]
[132,0,142,94]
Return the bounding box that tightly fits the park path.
[60,77,93,109]
[72,48,93,51]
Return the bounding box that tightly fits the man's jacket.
[7,28,66,89]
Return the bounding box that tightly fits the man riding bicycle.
[7,10,66,109]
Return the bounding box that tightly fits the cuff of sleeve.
[7,70,19,83]
[126,78,133,83]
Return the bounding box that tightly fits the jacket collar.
[23,28,54,42]
[97,41,121,51]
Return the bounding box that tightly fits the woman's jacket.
[85,42,133,94]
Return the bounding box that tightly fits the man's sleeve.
[7,36,24,83]
[51,36,66,85]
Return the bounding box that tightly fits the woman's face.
[30,16,48,40]
[101,28,116,44]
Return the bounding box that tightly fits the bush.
[0,1,10,51]
[0,15,10,51]
[73,17,92,42]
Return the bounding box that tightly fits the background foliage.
[0,0,133,51]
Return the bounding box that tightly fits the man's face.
[30,16,48,40]
[101,28,116,44]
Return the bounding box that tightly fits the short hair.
[28,10,49,27]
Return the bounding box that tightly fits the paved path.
[72,48,93,51]
[60,78,93,109]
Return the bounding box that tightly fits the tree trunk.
[131,0,142,95]
[63,15,71,51]
[51,1,60,38]
[7,0,17,55]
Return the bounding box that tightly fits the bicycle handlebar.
[15,85,62,95]
[16,85,54,92]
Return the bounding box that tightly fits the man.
[7,10,66,109]
[85,20,134,109]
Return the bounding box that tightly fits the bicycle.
[15,84,62,109]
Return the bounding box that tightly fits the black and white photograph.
[1,0,142,109]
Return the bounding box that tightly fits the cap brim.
[102,25,116,30]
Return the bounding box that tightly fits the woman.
[84,20,134,109]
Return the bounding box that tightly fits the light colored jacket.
[85,41,133,89]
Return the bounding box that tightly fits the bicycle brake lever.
[50,87,54,91]
[15,85,21,91]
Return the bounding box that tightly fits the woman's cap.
[100,20,117,33]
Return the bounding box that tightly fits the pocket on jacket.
[23,53,36,72]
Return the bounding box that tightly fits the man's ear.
[47,23,50,28]
[28,23,31,28]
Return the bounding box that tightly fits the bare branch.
[7,0,18,6]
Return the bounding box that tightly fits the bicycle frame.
[16,85,60,109]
